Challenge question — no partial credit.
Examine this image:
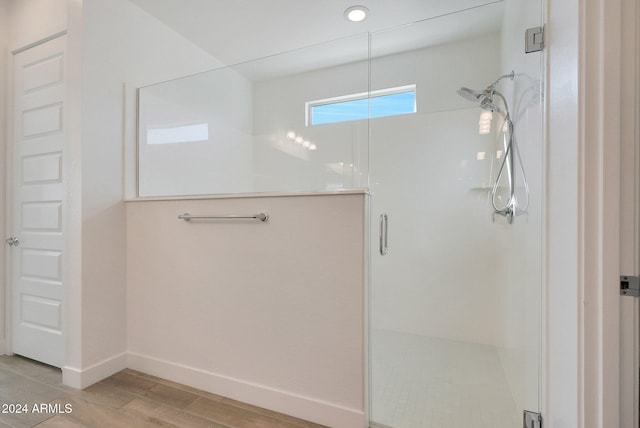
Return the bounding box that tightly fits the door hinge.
[621,275,640,297]
[525,27,544,53]
[524,410,542,428]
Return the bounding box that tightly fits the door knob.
[5,237,19,246]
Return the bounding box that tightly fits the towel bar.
[178,212,269,222]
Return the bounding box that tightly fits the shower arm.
[489,71,515,90]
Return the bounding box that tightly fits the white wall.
[64,0,83,383]
[126,194,366,428]
[7,0,67,51]
[0,0,8,355]
[76,0,221,385]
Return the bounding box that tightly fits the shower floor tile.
[371,330,521,428]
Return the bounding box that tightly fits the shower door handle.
[379,213,388,256]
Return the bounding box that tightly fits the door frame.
[619,0,640,425]
[544,0,639,425]
[3,34,16,359]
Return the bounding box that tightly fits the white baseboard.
[127,352,365,428]
[62,352,127,389]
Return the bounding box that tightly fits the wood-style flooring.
[0,355,327,428]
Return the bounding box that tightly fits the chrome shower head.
[457,71,515,114]
[456,87,484,103]
[457,86,505,114]
[457,87,500,112]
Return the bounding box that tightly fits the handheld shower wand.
[456,71,529,224]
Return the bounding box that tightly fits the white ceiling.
[130,0,505,71]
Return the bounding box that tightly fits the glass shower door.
[369,1,544,427]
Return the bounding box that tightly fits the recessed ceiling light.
[344,5,369,22]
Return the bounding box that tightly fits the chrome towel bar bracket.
[178,212,269,222]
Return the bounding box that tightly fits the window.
[306,85,416,126]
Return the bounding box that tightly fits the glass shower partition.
[135,6,544,424]
[137,34,370,197]
[368,1,544,427]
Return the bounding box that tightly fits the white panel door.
[9,35,67,368]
